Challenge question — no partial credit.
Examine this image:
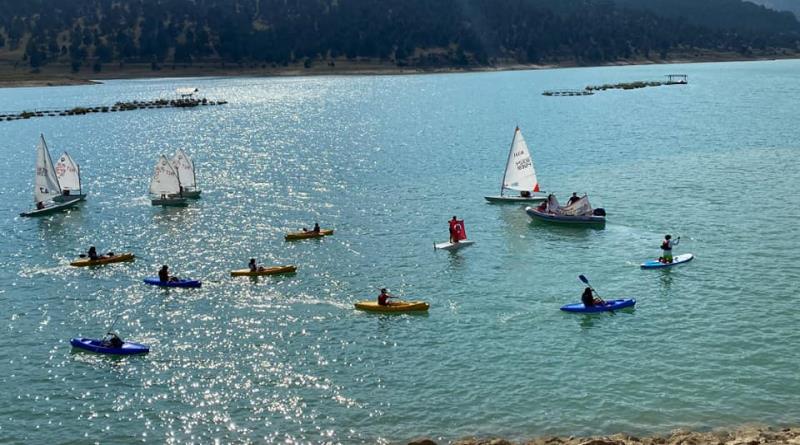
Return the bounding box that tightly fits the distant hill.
[0,0,798,75]
[747,0,800,18]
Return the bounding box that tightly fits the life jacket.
[661,240,671,250]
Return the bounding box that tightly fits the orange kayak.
[354,300,429,313]
[70,253,135,267]
[230,265,297,276]
[284,229,334,241]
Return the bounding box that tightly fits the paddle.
[104,315,121,340]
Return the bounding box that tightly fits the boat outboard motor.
[593,208,606,216]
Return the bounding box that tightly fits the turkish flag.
[449,219,467,241]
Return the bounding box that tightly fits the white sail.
[171,149,196,189]
[149,155,182,195]
[55,152,81,193]
[501,127,540,194]
[34,135,62,204]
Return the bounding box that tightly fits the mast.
[499,127,520,197]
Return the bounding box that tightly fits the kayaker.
[88,246,99,260]
[567,192,580,206]
[312,223,321,234]
[103,332,124,348]
[660,235,680,263]
[248,258,265,272]
[581,287,605,307]
[377,288,395,306]
[158,265,179,282]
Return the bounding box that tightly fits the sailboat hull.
[53,194,87,203]
[485,195,547,203]
[20,199,81,217]
[151,198,188,207]
[181,190,202,199]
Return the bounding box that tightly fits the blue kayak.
[143,277,202,288]
[70,338,150,355]
[641,253,694,269]
[560,298,636,313]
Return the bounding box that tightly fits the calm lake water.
[1,60,799,444]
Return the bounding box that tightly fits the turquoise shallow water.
[1,60,799,443]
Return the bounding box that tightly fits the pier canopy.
[176,87,199,97]
[665,74,688,84]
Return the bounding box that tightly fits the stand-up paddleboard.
[70,337,149,355]
[560,298,636,313]
[641,253,694,269]
[434,240,475,251]
[485,127,547,203]
[143,277,202,288]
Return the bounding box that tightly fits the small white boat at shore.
[171,149,201,198]
[20,135,82,217]
[484,127,547,203]
[149,155,187,206]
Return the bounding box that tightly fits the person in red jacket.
[377,288,395,306]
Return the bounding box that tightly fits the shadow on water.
[657,268,674,294]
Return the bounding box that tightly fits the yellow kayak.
[285,229,334,241]
[70,253,135,267]
[354,300,430,313]
[230,265,297,276]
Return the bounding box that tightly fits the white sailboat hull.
[434,240,475,251]
[484,194,547,203]
[20,199,80,217]
[53,193,87,203]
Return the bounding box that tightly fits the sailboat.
[484,127,547,203]
[171,149,201,198]
[53,152,86,203]
[149,155,188,206]
[20,135,82,217]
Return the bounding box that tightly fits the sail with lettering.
[171,149,201,198]
[485,127,546,203]
[34,135,62,204]
[149,155,188,206]
[55,151,85,199]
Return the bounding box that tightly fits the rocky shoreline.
[408,426,800,445]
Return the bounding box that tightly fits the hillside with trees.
[0,0,798,77]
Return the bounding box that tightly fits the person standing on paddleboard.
[449,216,458,243]
[660,235,680,263]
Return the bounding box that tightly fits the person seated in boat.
[36,201,45,210]
[88,246,100,260]
[659,235,680,263]
[520,190,532,198]
[248,258,266,272]
[581,287,605,307]
[158,265,180,282]
[103,332,124,348]
[63,189,71,196]
[378,288,396,306]
[312,223,321,234]
[567,192,581,206]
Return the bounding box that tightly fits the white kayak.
[434,240,475,251]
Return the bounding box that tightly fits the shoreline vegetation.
[410,425,800,445]
[1,52,798,89]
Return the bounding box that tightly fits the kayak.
[560,298,636,313]
[143,277,202,288]
[641,253,694,269]
[70,253,135,267]
[434,240,475,251]
[285,229,334,240]
[70,337,150,355]
[355,300,430,313]
[231,265,297,276]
